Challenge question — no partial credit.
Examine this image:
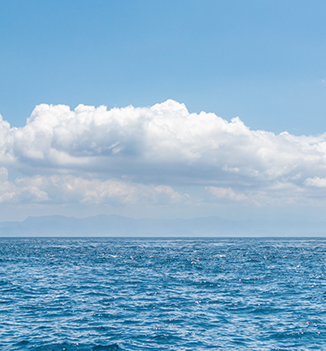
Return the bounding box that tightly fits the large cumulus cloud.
[1,99,326,206]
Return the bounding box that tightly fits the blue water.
[1,237,326,350]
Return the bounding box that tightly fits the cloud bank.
[1,99,326,208]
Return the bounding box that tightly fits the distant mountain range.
[0,214,325,237]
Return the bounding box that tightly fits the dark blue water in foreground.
[1,238,326,350]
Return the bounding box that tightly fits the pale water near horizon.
[1,237,325,350]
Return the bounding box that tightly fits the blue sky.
[2,0,326,134]
[1,0,326,222]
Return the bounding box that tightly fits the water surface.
[1,237,325,350]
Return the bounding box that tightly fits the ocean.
[1,237,325,350]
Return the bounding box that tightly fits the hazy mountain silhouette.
[0,215,325,237]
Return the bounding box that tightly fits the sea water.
[0,237,325,350]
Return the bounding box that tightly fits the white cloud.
[304,177,326,188]
[0,169,189,206]
[206,186,247,202]
[1,100,326,208]
[0,167,49,203]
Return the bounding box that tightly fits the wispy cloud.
[0,168,189,206]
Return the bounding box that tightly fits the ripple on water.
[0,237,326,350]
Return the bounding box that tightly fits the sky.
[1,0,326,222]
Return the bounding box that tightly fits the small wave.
[29,343,120,351]
[92,345,119,351]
